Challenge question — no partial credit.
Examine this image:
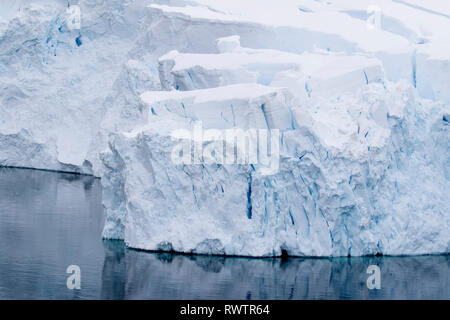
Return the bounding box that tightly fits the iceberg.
[0,0,449,256]
[102,75,449,256]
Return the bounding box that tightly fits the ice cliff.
[1,0,449,256]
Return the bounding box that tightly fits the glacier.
[0,0,449,257]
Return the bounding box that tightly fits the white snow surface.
[1,0,449,256]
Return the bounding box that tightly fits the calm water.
[0,167,448,300]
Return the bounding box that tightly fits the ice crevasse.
[0,0,449,256]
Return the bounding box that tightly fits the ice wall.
[0,0,449,256]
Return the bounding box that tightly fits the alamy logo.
[66,265,81,290]
[170,121,280,175]
[366,265,381,290]
[66,5,81,30]
[366,5,382,30]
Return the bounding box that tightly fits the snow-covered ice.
[1,0,449,256]
[102,77,449,256]
[158,36,384,100]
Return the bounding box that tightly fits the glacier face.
[1,0,449,256]
[103,78,449,256]
[0,0,156,175]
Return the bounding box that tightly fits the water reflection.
[0,167,448,299]
[101,241,449,300]
[0,167,104,299]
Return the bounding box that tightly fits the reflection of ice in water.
[102,240,450,300]
[0,168,448,300]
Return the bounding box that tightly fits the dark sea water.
[0,167,448,300]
